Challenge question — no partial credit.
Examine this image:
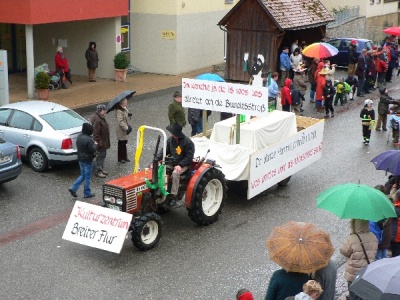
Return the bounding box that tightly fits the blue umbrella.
[195,73,225,82]
[371,150,400,175]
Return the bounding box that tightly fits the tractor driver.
[158,123,195,208]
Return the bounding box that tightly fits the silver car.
[0,137,22,183]
[0,101,87,172]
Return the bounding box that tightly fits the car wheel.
[29,147,48,172]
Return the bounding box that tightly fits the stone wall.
[327,12,400,44]
[326,17,366,40]
[366,12,399,43]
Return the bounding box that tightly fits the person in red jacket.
[281,78,292,112]
[374,47,388,89]
[55,46,72,89]
[315,68,328,112]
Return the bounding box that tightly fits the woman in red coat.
[281,78,292,112]
[55,46,72,88]
[315,68,329,112]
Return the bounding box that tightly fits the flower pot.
[37,89,49,100]
[115,69,127,82]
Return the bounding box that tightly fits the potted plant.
[114,52,129,82]
[35,71,51,100]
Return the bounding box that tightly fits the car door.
[3,109,34,156]
[0,108,13,139]
[327,39,342,65]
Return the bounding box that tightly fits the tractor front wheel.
[188,168,227,225]
[131,212,163,251]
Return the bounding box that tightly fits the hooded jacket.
[76,123,97,163]
[85,42,99,69]
[378,92,397,115]
[157,133,195,168]
[339,219,378,282]
[322,80,335,100]
[281,78,292,106]
[348,44,358,64]
[290,83,304,105]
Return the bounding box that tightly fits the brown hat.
[173,91,182,98]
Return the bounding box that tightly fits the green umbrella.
[317,183,397,222]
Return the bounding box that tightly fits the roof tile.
[262,0,334,30]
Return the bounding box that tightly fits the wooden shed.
[218,0,334,82]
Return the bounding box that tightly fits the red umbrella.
[302,42,339,59]
[383,27,400,36]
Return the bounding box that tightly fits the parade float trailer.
[183,78,324,199]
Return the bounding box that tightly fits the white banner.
[62,201,133,254]
[182,78,269,117]
[248,121,324,199]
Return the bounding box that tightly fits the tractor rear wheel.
[131,212,163,251]
[188,168,227,225]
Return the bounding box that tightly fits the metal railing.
[327,6,360,28]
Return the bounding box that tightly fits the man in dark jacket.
[68,123,97,198]
[348,40,358,76]
[188,108,202,136]
[289,83,304,116]
[157,123,194,208]
[355,49,367,97]
[168,91,186,127]
[91,104,110,178]
[376,87,398,131]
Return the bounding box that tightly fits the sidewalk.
[8,66,213,109]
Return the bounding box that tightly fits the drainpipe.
[25,25,35,99]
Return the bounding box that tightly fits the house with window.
[0,0,239,99]
[323,0,399,42]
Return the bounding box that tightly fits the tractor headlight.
[104,196,116,204]
[116,198,123,205]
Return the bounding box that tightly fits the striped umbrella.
[302,42,339,59]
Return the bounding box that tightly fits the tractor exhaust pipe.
[152,135,161,186]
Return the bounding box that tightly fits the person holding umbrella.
[115,98,132,163]
[266,221,334,300]
[339,219,378,300]
[265,269,309,300]
[106,91,135,164]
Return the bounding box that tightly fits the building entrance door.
[0,24,26,73]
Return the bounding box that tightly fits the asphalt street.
[1,71,400,300]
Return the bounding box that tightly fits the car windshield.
[40,109,86,130]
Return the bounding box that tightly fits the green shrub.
[114,52,129,69]
[35,71,50,90]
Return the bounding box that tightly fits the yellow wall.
[366,1,398,18]
[131,0,239,15]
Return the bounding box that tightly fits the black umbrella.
[106,90,135,113]
[349,256,400,300]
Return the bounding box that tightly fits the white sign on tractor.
[62,201,133,253]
